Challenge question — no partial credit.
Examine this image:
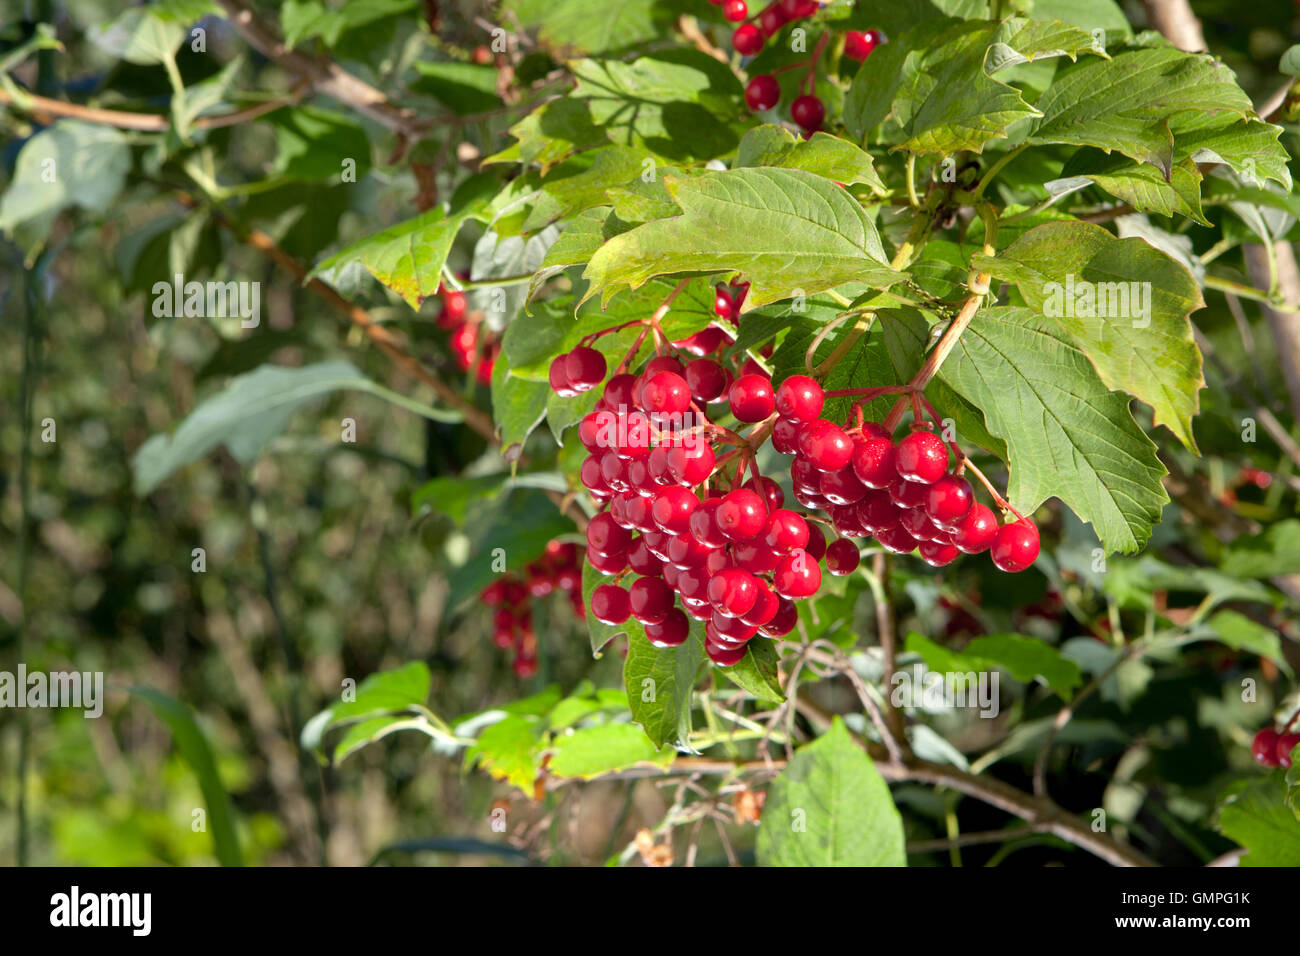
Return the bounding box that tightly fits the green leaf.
[1060,149,1208,225]
[721,639,785,703]
[756,718,905,866]
[583,167,901,310]
[332,716,426,764]
[129,687,242,866]
[446,490,576,602]
[905,632,1082,698]
[280,0,416,48]
[548,723,673,779]
[1172,114,1292,191]
[1282,45,1300,79]
[1218,777,1300,866]
[1287,752,1300,821]
[502,0,667,56]
[845,17,1100,154]
[411,61,502,115]
[1205,611,1291,673]
[937,307,1168,553]
[737,126,885,193]
[568,51,745,163]
[319,661,432,728]
[0,121,131,244]
[1220,520,1300,578]
[1104,555,1277,614]
[312,174,499,309]
[465,714,545,793]
[624,629,705,750]
[132,360,457,495]
[528,208,634,299]
[267,106,371,182]
[485,98,610,172]
[520,145,646,234]
[1028,48,1257,175]
[972,220,1205,452]
[88,7,184,64]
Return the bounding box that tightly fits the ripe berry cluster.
[436,283,497,385]
[481,540,585,677]
[1252,718,1300,769]
[729,0,883,136]
[554,326,1038,667]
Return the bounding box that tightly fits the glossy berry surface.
[1278,732,1300,769]
[729,373,776,422]
[591,584,631,624]
[896,430,949,483]
[732,23,764,54]
[990,519,1039,573]
[825,538,860,575]
[925,474,974,528]
[775,375,824,422]
[790,95,824,131]
[1252,728,1281,767]
[716,489,767,541]
[723,0,748,21]
[745,74,781,111]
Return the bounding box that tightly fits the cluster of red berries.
[481,540,585,677]
[1252,722,1299,769]
[727,0,883,135]
[555,328,1039,665]
[435,283,497,385]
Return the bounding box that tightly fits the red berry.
[888,475,929,508]
[627,537,664,576]
[729,373,776,422]
[685,358,728,403]
[790,95,824,131]
[604,373,638,410]
[820,467,867,505]
[875,525,919,555]
[779,0,817,18]
[712,611,760,640]
[564,346,607,391]
[745,74,781,111]
[919,539,959,567]
[926,475,974,529]
[741,580,780,626]
[772,417,801,454]
[774,548,821,598]
[763,509,810,552]
[799,420,853,471]
[667,440,715,486]
[628,575,674,624]
[678,327,729,356]
[851,436,898,488]
[775,374,824,422]
[586,512,632,555]
[900,506,941,542]
[825,538,860,575]
[591,584,631,624]
[844,29,879,61]
[856,489,899,533]
[1253,728,1281,767]
[990,519,1039,573]
[548,356,577,397]
[896,430,948,483]
[641,371,692,415]
[513,655,538,678]
[651,486,700,535]
[803,522,827,561]
[744,475,784,512]
[952,503,997,554]
[646,608,690,647]
[588,547,627,575]
[1278,732,1300,769]
[716,489,767,541]
[759,5,787,35]
[759,598,798,637]
[723,0,748,21]
[708,568,760,617]
[705,635,749,666]
[732,23,764,55]
[689,498,728,548]
[441,289,467,322]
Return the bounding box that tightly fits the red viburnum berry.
[732,23,764,55]
[759,5,787,35]
[591,584,631,624]
[825,538,860,575]
[896,430,948,483]
[952,503,998,554]
[716,488,767,541]
[774,548,821,598]
[851,436,898,488]
[745,74,781,111]
[645,608,689,647]
[772,417,801,454]
[729,373,776,422]
[708,568,760,618]
[651,485,700,535]
[799,420,853,471]
[549,355,577,397]
[723,0,748,22]
[926,474,974,529]
[667,440,715,486]
[1253,728,1281,767]
[1278,732,1300,769]
[641,371,692,416]
[775,374,824,422]
[586,512,632,556]
[844,29,880,61]
[790,94,824,131]
[919,539,959,567]
[628,575,674,625]
[763,509,810,552]
[685,358,728,403]
[564,346,606,391]
[991,518,1039,573]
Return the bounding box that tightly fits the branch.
[1141,0,1206,52]
[0,85,305,131]
[215,0,425,140]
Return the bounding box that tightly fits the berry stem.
[1284,708,1300,733]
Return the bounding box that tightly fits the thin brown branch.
[0,85,307,132]
[216,0,425,140]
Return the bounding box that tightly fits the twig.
[0,85,306,132]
